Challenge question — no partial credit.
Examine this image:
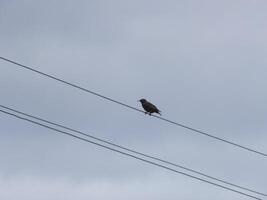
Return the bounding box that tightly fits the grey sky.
[0,0,267,199]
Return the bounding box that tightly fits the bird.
[139,99,161,115]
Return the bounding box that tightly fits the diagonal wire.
[0,108,263,200]
[0,56,266,157]
[0,104,266,197]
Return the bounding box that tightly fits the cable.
[154,115,267,157]
[0,109,263,200]
[0,56,266,157]
[1,104,266,197]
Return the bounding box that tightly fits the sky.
[0,0,267,199]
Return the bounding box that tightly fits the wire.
[0,56,266,157]
[0,109,263,200]
[1,104,266,197]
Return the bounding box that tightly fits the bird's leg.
[149,113,151,116]
[145,112,148,115]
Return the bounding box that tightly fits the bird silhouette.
[139,99,161,115]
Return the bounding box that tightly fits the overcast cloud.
[0,0,267,199]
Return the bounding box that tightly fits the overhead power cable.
[1,104,265,197]
[0,108,263,200]
[0,56,266,157]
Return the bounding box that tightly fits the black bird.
[139,99,161,115]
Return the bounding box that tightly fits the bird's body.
[139,99,161,115]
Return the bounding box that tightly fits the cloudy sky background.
[0,0,267,199]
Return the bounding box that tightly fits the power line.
[1,104,265,197]
[0,109,263,200]
[1,56,266,157]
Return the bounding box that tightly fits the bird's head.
[139,99,147,103]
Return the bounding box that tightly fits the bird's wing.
[147,102,159,111]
